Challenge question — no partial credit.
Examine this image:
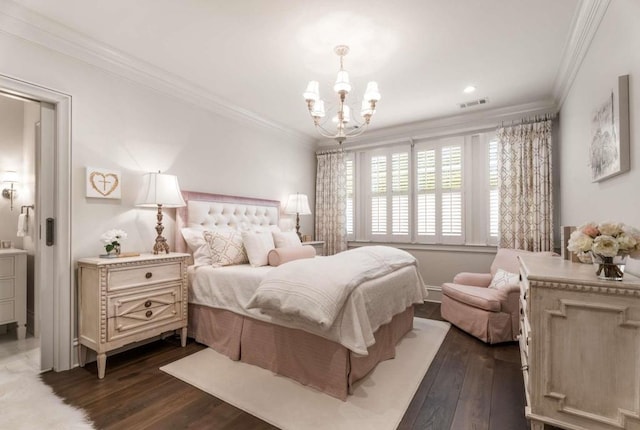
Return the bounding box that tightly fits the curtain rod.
[500,113,556,128]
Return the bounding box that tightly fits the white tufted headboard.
[174,191,280,253]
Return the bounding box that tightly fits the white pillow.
[181,227,206,252]
[489,269,520,290]
[202,230,248,267]
[242,231,275,267]
[272,230,302,248]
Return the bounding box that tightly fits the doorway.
[0,74,72,372]
[0,94,40,371]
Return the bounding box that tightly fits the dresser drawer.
[107,262,182,291]
[107,301,182,342]
[107,285,182,318]
[0,279,15,300]
[0,257,14,278]
[0,300,15,323]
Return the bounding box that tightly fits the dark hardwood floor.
[42,303,531,430]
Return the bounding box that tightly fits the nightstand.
[77,252,190,378]
[303,241,325,256]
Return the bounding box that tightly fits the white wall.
[559,0,639,227]
[559,0,640,272]
[0,32,316,262]
[0,96,24,247]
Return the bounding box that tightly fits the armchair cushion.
[452,272,493,288]
[441,283,504,312]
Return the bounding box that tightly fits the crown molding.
[552,0,611,108]
[0,1,316,146]
[325,99,557,149]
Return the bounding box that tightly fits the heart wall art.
[86,167,122,199]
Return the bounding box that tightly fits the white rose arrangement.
[101,229,127,255]
[567,222,640,279]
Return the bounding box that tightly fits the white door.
[0,74,72,373]
[37,102,55,371]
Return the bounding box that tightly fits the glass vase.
[592,253,627,281]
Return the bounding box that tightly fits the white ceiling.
[11,0,581,139]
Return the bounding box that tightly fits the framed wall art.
[589,74,630,182]
[86,167,121,199]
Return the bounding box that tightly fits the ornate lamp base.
[153,204,171,254]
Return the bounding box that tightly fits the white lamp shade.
[333,105,350,124]
[2,171,18,184]
[333,70,351,93]
[303,81,320,101]
[364,81,381,102]
[136,172,186,208]
[284,193,311,215]
[311,100,325,118]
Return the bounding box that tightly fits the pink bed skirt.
[188,304,414,400]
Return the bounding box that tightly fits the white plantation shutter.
[356,132,495,245]
[414,139,464,244]
[345,157,354,237]
[416,149,436,236]
[391,152,409,235]
[488,139,499,240]
[370,155,387,235]
[441,145,463,238]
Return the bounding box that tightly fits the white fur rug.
[161,317,449,430]
[0,369,94,430]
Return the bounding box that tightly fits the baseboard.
[425,285,442,303]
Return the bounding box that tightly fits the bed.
[175,191,427,400]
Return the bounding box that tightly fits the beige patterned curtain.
[497,120,554,251]
[315,150,347,255]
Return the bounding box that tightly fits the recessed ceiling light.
[463,85,476,93]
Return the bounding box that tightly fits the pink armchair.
[441,248,556,344]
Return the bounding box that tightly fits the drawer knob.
[145,310,153,318]
[144,300,152,308]
[522,365,529,371]
[145,272,153,279]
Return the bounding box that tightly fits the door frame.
[0,73,72,371]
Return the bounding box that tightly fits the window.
[415,137,464,244]
[365,147,411,242]
[355,132,496,245]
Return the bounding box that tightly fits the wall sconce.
[2,171,18,211]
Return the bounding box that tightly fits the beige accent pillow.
[272,230,302,248]
[488,269,520,290]
[202,230,248,267]
[268,245,316,266]
[242,231,275,267]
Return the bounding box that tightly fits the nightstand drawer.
[0,300,15,322]
[0,257,14,278]
[107,262,182,291]
[108,302,182,341]
[107,285,182,318]
[0,279,15,300]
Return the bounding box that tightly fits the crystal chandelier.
[303,45,381,144]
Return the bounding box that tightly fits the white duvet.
[188,246,427,355]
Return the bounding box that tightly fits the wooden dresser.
[78,253,190,378]
[0,249,27,339]
[518,255,640,430]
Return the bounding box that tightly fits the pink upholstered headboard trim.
[174,191,281,254]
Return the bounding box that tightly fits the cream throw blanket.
[247,246,417,328]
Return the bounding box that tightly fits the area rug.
[0,369,95,429]
[161,318,449,430]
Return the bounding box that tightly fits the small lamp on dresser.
[284,193,312,241]
[136,171,186,254]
